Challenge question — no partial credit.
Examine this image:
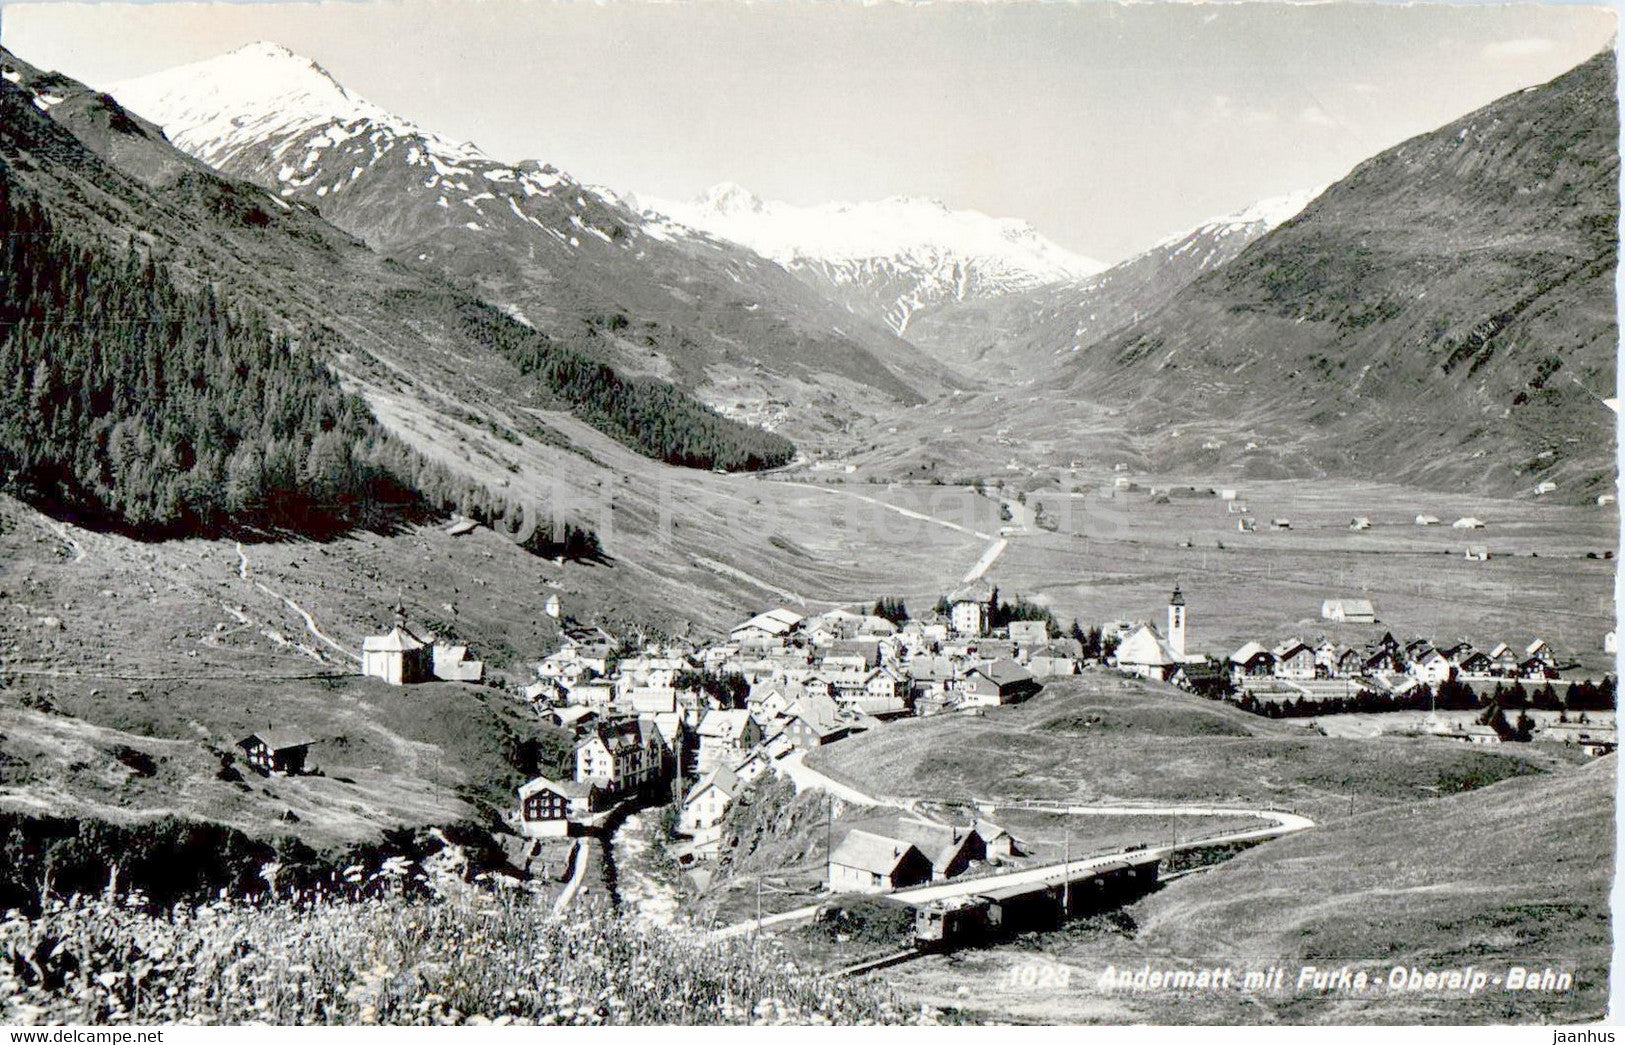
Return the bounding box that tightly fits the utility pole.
[1061,828,1071,920]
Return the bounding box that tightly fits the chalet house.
[1525,639,1556,668]
[1321,599,1376,624]
[855,817,989,882]
[960,659,1039,707]
[747,682,796,724]
[1519,656,1558,681]
[828,829,933,894]
[1489,643,1519,677]
[1229,642,1275,683]
[556,626,618,674]
[782,692,852,749]
[1440,641,1475,663]
[1457,650,1494,676]
[729,608,804,649]
[1272,641,1316,680]
[696,709,761,773]
[517,776,600,838]
[947,580,993,637]
[1409,649,1455,686]
[861,667,902,700]
[971,820,1020,860]
[1335,647,1365,678]
[679,767,741,835]
[362,625,433,685]
[1312,640,1340,675]
[237,731,316,775]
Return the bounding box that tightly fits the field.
[764,471,1616,676]
[879,758,1614,1024]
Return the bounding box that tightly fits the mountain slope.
[900,188,1323,381]
[110,44,950,445]
[646,182,1105,338]
[1037,50,1619,498]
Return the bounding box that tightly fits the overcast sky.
[5,0,1616,262]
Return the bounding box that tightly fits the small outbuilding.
[237,731,316,776]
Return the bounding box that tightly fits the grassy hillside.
[1119,758,1614,1022]
[880,758,1612,1024]
[807,673,1569,822]
[1058,50,1617,499]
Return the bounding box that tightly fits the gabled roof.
[362,625,428,652]
[1273,639,1313,659]
[785,690,845,734]
[731,608,804,636]
[697,708,753,737]
[238,730,316,752]
[907,655,960,682]
[1229,641,1271,664]
[684,767,741,805]
[968,658,1034,687]
[518,775,597,800]
[830,829,925,876]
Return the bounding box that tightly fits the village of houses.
[220,552,1620,905]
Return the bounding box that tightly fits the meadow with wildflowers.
[0,886,927,1025]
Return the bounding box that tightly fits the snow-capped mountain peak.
[645,184,1106,334]
[108,42,491,181]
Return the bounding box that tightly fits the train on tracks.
[913,852,1161,950]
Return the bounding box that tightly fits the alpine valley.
[0,28,1616,1029]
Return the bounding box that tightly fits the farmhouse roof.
[518,775,596,800]
[238,730,316,753]
[684,767,741,804]
[830,829,925,876]
[731,607,803,636]
[970,658,1034,687]
[1229,641,1271,664]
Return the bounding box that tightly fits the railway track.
[833,948,924,978]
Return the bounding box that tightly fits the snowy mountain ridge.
[644,183,1107,335]
[109,42,578,208]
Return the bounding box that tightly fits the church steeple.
[1167,582,1187,659]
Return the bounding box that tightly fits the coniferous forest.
[0,180,596,555]
[456,302,797,472]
